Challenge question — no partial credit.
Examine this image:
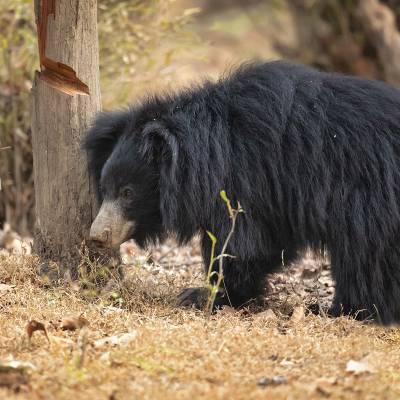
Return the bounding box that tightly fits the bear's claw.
[176,287,210,309]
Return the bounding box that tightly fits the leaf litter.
[0,238,399,399]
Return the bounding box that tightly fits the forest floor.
[0,234,400,400]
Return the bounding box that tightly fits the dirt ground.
[1,232,400,400]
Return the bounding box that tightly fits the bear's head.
[83,107,179,249]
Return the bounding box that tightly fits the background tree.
[31,0,101,269]
[0,0,198,237]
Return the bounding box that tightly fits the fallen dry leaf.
[257,375,288,387]
[93,331,138,348]
[346,359,376,374]
[26,320,50,343]
[99,351,111,363]
[216,306,236,316]
[290,305,305,324]
[308,377,338,397]
[0,360,37,372]
[0,370,28,390]
[0,283,14,294]
[253,308,277,323]
[60,315,89,331]
[280,359,295,367]
[102,305,124,316]
[0,360,36,390]
[109,391,118,400]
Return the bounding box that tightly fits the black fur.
[84,61,400,324]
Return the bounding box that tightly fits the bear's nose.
[89,226,111,247]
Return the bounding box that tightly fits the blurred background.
[1,0,400,237]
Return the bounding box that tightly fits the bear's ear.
[83,110,129,184]
[140,121,179,173]
[141,121,180,230]
[140,121,181,231]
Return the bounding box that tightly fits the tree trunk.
[358,0,400,87]
[31,0,113,273]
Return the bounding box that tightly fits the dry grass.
[1,249,400,400]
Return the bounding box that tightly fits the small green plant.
[205,190,243,316]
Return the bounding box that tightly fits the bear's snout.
[89,200,135,249]
[89,225,111,247]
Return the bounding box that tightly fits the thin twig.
[156,244,180,262]
[162,260,202,268]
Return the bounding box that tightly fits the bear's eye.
[121,187,133,200]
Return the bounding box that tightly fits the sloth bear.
[84,61,400,325]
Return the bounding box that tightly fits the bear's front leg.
[218,258,269,308]
[176,286,228,309]
[176,257,268,310]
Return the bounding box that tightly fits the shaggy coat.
[85,61,400,324]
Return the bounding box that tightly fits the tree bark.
[31,0,112,273]
[358,0,400,87]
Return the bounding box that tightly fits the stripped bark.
[31,0,116,272]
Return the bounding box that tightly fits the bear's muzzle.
[89,200,135,248]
